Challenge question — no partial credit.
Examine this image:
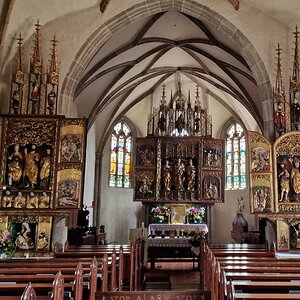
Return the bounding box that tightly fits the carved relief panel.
[0,115,87,213]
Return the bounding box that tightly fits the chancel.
[1,1,300,299]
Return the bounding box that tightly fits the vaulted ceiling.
[73,11,260,131]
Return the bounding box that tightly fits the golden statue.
[24,145,39,188]
[7,144,23,187]
[26,192,38,209]
[14,191,26,208]
[39,192,50,208]
[2,191,13,208]
[40,148,51,187]
[291,157,300,195]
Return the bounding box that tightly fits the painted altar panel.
[56,165,82,208]
[58,119,86,164]
[277,220,289,251]
[250,174,274,213]
[248,131,274,214]
[274,132,300,214]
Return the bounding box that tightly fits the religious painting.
[248,131,272,173]
[135,169,156,200]
[201,171,223,203]
[250,174,274,213]
[136,138,157,167]
[56,166,82,208]
[277,220,289,252]
[36,216,52,251]
[274,132,300,206]
[11,216,38,252]
[202,139,223,169]
[169,204,187,224]
[59,119,86,163]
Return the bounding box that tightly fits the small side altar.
[147,223,208,269]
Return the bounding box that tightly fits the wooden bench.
[201,241,300,300]
[0,271,65,300]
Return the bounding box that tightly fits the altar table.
[147,223,208,269]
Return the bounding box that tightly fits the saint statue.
[23,145,40,188]
[175,158,185,191]
[14,191,26,208]
[47,89,56,115]
[291,157,300,195]
[11,88,20,114]
[163,160,172,191]
[291,97,300,130]
[39,192,50,208]
[186,159,196,191]
[40,148,52,188]
[278,163,290,202]
[7,144,23,188]
[274,101,286,136]
[2,191,13,208]
[26,192,38,209]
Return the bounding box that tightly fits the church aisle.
[143,260,200,291]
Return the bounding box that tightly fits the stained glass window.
[226,123,246,190]
[109,121,132,188]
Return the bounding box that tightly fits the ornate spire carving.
[273,44,287,137]
[47,35,59,85]
[147,84,212,137]
[30,19,42,75]
[290,26,300,131]
[13,33,24,84]
[290,25,300,91]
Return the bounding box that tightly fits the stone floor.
[143,260,201,290]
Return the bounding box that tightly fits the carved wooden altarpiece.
[0,21,87,256]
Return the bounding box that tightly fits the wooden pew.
[0,271,65,300]
[227,279,300,299]
[202,241,300,300]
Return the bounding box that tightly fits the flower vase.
[0,253,8,259]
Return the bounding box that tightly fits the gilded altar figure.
[278,163,290,202]
[2,191,13,208]
[39,192,50,208]
[26,192,38,209]
[40,148,51,188]
[24,145,40,188]
[204,181,219,199]
[11,88,20,114]
[7,144,23,187]
[47,89,56,115]
[175,158,185,190]
[291,157,300,195]
[163,160,172,191]
[37,229,49,250]
[175,114,185,135]
[274,101,286,136]
[186,158,196,191]
[14,191,26,208]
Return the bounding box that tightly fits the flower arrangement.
[188,230,206,247]
[186,206,205,223]
[151,206,170,223]
[0,228,16,258]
